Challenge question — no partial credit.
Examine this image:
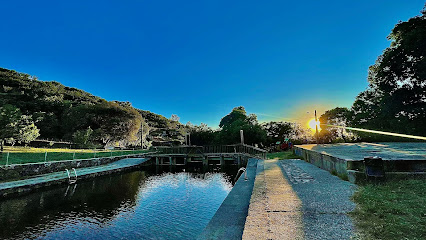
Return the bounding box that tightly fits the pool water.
[0,166,235,240]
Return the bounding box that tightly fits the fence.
[0,150,149,166]
[153,144,267,159]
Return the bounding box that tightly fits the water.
[0,166,236,240]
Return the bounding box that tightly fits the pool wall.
[0,154,146,181]
[294,144,426,183]
[197,158,259,240]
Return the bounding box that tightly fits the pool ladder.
[66,168,78,184]
[234,167,248,182]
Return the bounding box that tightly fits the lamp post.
[240,130,244,145]
[315,110,319,144]
[186,132,191,146]
[140,121,144,149]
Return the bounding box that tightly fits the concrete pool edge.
[197,158,259,240]
[294,143,426,183]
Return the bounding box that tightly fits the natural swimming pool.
[0,166,237,239]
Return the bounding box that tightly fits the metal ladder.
[234,167,248,182]
[65,168,78,184]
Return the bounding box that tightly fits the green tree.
[73,127,95,148]
[0,105,40,150]
[219,106,247,128]
[262,121,293,146]
[188,123,217,146]
[13,115,40,145]
[218,107,267,146]
[351,11,426,137]
[319,107,357,143]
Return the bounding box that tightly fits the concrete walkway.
[0,158,147,197]
[243,159,356,240]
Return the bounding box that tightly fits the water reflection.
[0,167,234,240]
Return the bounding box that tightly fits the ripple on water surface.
[0,170,233,240]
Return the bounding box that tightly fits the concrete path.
[0,158,147,197]
[242,159,304,239]
[243,159,356,240]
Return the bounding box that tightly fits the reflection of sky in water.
[37,172,232,240]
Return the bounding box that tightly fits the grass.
[2,146,101,153]
[350,179,426,240]
[0,146,150,165]
[267,150,301,160]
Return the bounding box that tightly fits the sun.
[308,118,321,132]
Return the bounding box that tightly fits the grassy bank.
[267,151,300,160]
[0,147,150,165]
[350,179,426,240]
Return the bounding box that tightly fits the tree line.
[187,106,311,148]
[319,9,426,143]
[0,68,185,150]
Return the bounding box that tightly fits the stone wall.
[294,146,349,177]
[0,155,143,181]
[294,146,426,183]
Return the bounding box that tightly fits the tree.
[73,127,94,148]
[62,101,142,147]
[319,107,358,143]
[218,107,267,146]
[0,105,39,150]
[219,106,247,128]
[13,115,40,145]
[262,121,293,146]
[351,12,426,137]
[171,114,180,122]
[188,123,217,146]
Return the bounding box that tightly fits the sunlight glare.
[308,118,321,132]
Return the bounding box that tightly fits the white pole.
[44,152,48,162]
[73,152,75,160]
[240,130,244,145]
[6,152,9,166]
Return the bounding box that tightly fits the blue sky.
[0,0,424,127]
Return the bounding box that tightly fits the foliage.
[266,150,300,160]
[188,123,217,146]
[319,10,426,142]
[170,114,180,122]
[350,179,426,240]
[13,115,40,145]
[262,121,293,145]
[218,107,267,146]
[72,127,95,148]
[0,104,39,150]
[351,13,426,139]
[319,107,358,143]
[219,106,247,128]
[0,67,184,148]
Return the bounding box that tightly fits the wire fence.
[0,150,149,166]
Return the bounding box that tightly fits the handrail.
[65,168,78,184]
[152,143,267,159]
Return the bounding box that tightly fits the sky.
[0,0,424,128]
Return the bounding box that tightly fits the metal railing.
[0,150,149,166]
[153,144,267,159]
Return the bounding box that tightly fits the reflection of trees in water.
[153,164,239,185]
[0,171,146,240]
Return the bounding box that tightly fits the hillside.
[0,67,185,148]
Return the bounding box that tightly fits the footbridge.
[146,144,267,166]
